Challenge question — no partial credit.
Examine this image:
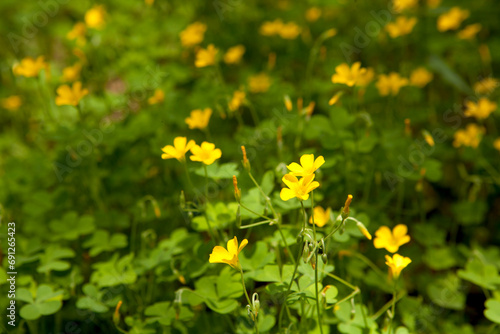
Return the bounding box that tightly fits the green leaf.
[83,229,128,257]
[17,285,64,320]
[191,201,239,231]
[240,241,276,271]
[37,245,75,274]
[452,200,488,225]
[76,284,109,313]
[194,162,240,179]
[49,212,95,240]
[458,257,500,290]
[426,273,465,310]
[428,54,472,94]
[91,254,137,288]
[423,247,458,270]
[485,299,500,324]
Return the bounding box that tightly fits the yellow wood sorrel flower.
[55,81,89,106]
[373,224,410,253]
[228,91,245,112]
[190,142,222,165]
[85,5,106,29]
[260,19,284,36]
[410,67,433,87]
[280,174,319,201]
[453,124,485,148]
[185,108,212,129]
[376,73,409,96]
[62,63,82,82]
[249,73,271,93]
[305,7,321,22]
[309,206,331,227]
[385,254,411,279]
[437,7,469,32]
[209,236,248,270]
[464,98,497,120]
[458,23,482,40]
[474,78,498,95]
[332,62,367,87]
[67,22,86,46]
[279,22,301,39]
[224,45,245,64]
[13,56,47,78]
[180,22,207,48]
[385,16,417,38]
[393,0,418,12]
[195,44,218,68]
[161,137,195,162]
[148,89,164,105]
[1,96,22,111]
[287,154,325,177]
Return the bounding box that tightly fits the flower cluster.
[161,137,221,165]
[374,224,412,279]
[260,20,301,39]
[280,154,324,202]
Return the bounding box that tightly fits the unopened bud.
[422,130,435,147]
[284,95,292,111]
[241,146,251,171]
[303,243,310,262]
[233,175,241,202]
[113,301,122,325]
[356,221,372,240]
[329,91,343,105]
[341,194,353,219]
[305,101,315,117]
[321,253,328,264]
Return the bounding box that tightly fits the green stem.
[203,164,220,244]
[387,287,396,334]
[239,202,275,221]
[310,191,323,334]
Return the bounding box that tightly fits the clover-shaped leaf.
[83,229,127,257]
[457,257,500,290]
[37,245,75,274]
[194,162,240,179]
[49,211,95,240]
[144,301,193,326]
[17,284,64,320]
[485,299,500,324]
[91,253,137,288]
[76,284,109,313]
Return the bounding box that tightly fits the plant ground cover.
[1,0,500,333]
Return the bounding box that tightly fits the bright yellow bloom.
[62,63,82,82]
[376,73,409,96]
[287,154,325,177]
[427,0,441,8]
[458,23,481,40]
[279,22,301,39]
[180,22,207,47]
[185,108,212,130]
[55,81,89,106]
[373,224,411,253]
[474,78,499,95]
[148,89,165,105]
[228,90,245,111]
[464,98,497,120]
[309,206,331,227]
[67,22,86,46]
[494,138,500,152]
[1,96,22,111]
[190,141,222,165]
[393,0,418,12]
[209,236,248,270]
[385,254,411,279]
[161,137,195,162]
[280,174,319,201]
[437,7,469,32]
[356,67,375,87]
[13,56,47,78]
[410,67,433,87]
[260,19,284,36]
[224,45,245,64]
[195,44,218,68]
[249,73,271,93]
[331,62,367,87]
[85,5,106,29]
[385,16,417,38]
[305,7,321,22]
[453,124,485,148]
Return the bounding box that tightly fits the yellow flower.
[305,7,321,22]
[279,22,301,39]
[148,89,165,105]
[85,5,106,29]
[494,138,500,152]
[422,130,435,146]
[190,141,222,165]
[180,22,207,47]
[385,254,411,279]
[427,0,441,8]
[224,45,245,64]
[331,62,367,87]
[280,174,320,201]
[67,22,86,46]
[195,44,218,68]
[185,108,212,130]
[260,19,284,36]
[453,124,485,148]
[309,206,331,227]
[474,78,499,95]
[284,95,293,111]
[1,96,22,111]
[393,0,418,12]
[228,90,245,111]
[328,91,344,106]
[161,137,195,162]
[209,236,248,270]
[62,63,82,82]
[376,73,409,96]
[410,67,433,87]
[145,0,154,6]
[458,23,481,40]
[55,81,89,106]
[13,56,47,78]
[373,224,411,253]
[356,67,375,87]
[464,98,497,120]
[249,73,271,93]
[385,16,417,38]
[437,7,469,32]
[287,154,325,177]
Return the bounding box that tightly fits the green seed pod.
[321,253,327,264]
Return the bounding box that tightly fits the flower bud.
[356,221,372,240]
[341,194,353,219]
[233,175,241,202]
[241,146,251,171]
[284,95,292,111]
[113,301,122,325]
[321,253,328,264]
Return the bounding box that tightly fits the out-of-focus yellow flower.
[228,90,245,111]
[161,137,195,162]
[1,96,22,111]
[464,98,497,120]
[62,63,82,82]
[427,0,441,8]
[494,138,500,152]
[306,7,321,22]
[309,206,331,227]
[55,81,88,106]
[393,0,418,12]
[209,236,248,270]
[279,22,301,39]
[195,44,218,68]
[67,22,86,46]
[287,154,325,177]
[85,5,106,29]
[145,0,154,6]
[356,67,375,87]
[385,254,411,279]
[328,91,344,105]
[385,17,417,38]
[148,89,164,105]
[260,19,284,36]
[374,224,411,253]
[437,7,469,32]
[474,78,499,95]
[284,95,293,111]
[422,130,435,146]
[280,174,319,201]
[13,56,47,78]
[376,73,409,96]
[457,23,481,40]
[249,73,271,93]
[453,124,485,148]
[332,62,368,87]
[180,22,207,47]
[410,67,433,87]
[224,45,245,64]
[190,141,222,165]
[185,108,212,130]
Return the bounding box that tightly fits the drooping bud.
[233,175,241,202]
[284,95,292,111]
[180,190,185,209]
[422,130,435,147]
[305,101,316,117]
[356,221,372,240]
[321,253,328,264]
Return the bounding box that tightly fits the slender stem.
[239,220,272,229]
[240,269,252,305]
[333,289,360,308]
[247,171,277,219]
[324,272,358,291]
[387,286,397,334]
[310,191,323,334]
[277,224,295,265]
[203,164,219,244]
[353,252,387,279]
[239,202,275,221]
